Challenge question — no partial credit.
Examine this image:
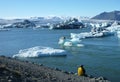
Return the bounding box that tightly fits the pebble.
[55,67,61,71]
[51,77,57,81]
[39,64,43,66]
[96,76,106,80]
[68,78,71,80]
[8,79,12,82]
[63,71,69,74]
[69,72,74,74]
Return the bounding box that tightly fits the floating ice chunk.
[71,32,94,39]
[106,25,120,32]
[117,31,120,38]
[58,37,66,45]
[70,30,114,39]
[70,38,81,43]
[64,42,72,46]
[76,44,84,47]
[13,46,67,58]
[58,36,83,47]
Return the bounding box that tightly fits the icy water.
[0,28,120,82]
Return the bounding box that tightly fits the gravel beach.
[0,56,110,82]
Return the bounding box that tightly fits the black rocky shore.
[0,56,110,82]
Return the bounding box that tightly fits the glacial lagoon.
[0,28,120,82]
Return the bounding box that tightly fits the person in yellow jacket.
[78,65,86,76]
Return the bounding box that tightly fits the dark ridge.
[92,10,120,21]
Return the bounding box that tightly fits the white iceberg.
[13,46,67,58]
[70,32,104,39]
[70,25,115,39]
[117,31,120,38]
[105,24,120,38]
[0,28,10,31]
[106,25,120,32]
[58,36,83,47]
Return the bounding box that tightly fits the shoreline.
[0,56,110,82]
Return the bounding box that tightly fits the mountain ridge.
[92,10,120,21]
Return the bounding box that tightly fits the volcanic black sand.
[0,56,110,82]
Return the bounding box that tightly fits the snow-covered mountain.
[30,16,63,25]
[29,16,90,25]
[30,16,89,21]
[0,16,89,24]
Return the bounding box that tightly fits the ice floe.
[13,46,67,58]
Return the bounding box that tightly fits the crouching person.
[78,65,87,76]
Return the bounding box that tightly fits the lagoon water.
[0,28,120,82]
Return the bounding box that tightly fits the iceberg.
[49,18,84,29]
[117,31,120,38]
[58,36,84,47]
[67,21,119,40]
[105,24,120,38]
[0,28,10,31]
[13,46,67,58]
[106,25,120,32]
[70,32,104,39]
[70,24,115,39]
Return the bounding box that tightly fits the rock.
[90,78,96,81]
[63,71,69,74]
[68,78,71,80]
[74,73,77,75]
[51,77,57,81]
[8,79,12,82]
[55,67,61,71]
[0,55,6,58]
[88,75,93,78]
[96,76,107,80]
[39,64,43,66]
[69,72,74,74]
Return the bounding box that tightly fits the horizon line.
[0,15,91,20]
